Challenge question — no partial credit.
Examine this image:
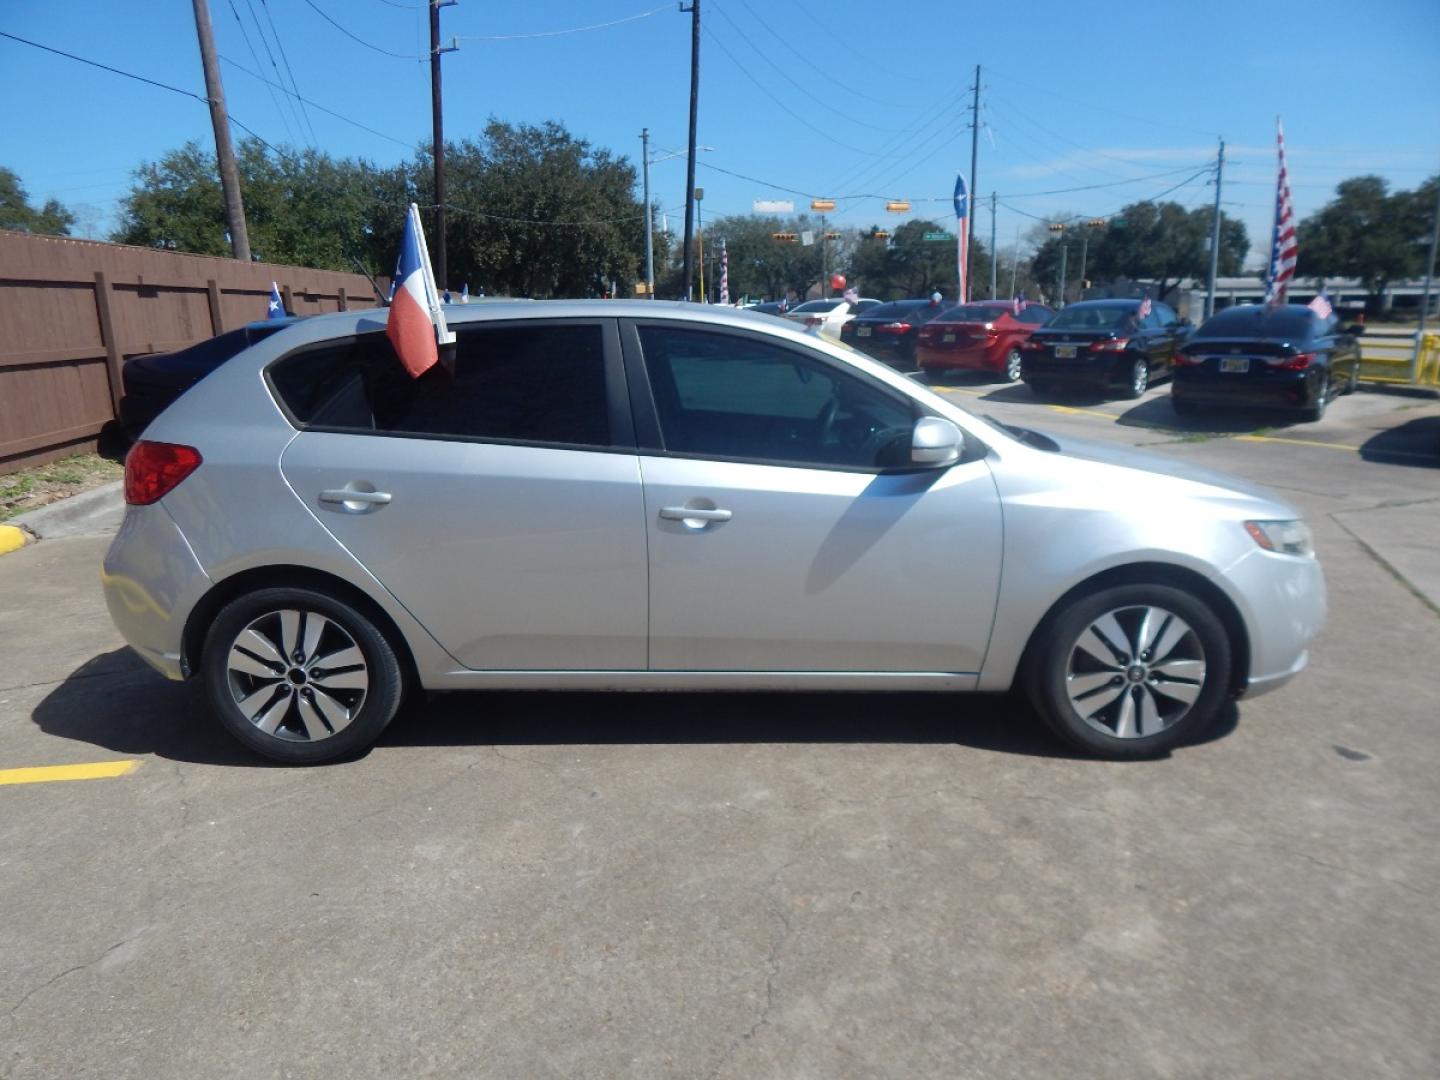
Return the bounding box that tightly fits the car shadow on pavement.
[1359,415,1440,467]
[1114,396,1305,436]
[33,650,1240,766]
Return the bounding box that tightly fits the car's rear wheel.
[1123,357,1149,399]
[1345,359,1360,394]
[202,587,404,764]
[1002,349,1023,382]
[1300,372,1331,422]
[1025,583,1232,758]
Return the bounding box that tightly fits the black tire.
[1300,373,1331,423]
[1122,357,1150,399]
[1024,582,1233,759]
[202,586,405,764]
[1002,349,1023,382]
[1345,359,1360,395]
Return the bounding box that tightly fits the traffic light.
[810,199,837,212]
[1088,219,1106,228]
[824,231,842,240]
[1047,223,1066,233]
[772,232,798,242]
[871,230,890,240]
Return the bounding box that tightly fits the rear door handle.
[659,506,732,523]
[320,487,392,507]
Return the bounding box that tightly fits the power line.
[299,0,420,59]
[701,25,883,159]
[788,0,927,86]
[225,0,297,145]
[454,4,671,41]
[984,67,1219,138]
[998,166,1215,224]
[259,0,318,145]
[219,54,415,148]
[0,29,212,105]
[821,95,965,198]
[707,4,901,133]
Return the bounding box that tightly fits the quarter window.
[637,326,914,470]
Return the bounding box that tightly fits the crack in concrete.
[4,932,146,1017]
[1327,513,1440,619]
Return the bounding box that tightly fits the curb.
[0,524,26,556]
[6,480,125,542]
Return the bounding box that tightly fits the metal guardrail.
[1358,331,1440,388]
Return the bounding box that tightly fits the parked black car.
[838,298,952,369]
[119,319,299,440]
[1171,303,1362,422]
[1019,298,1191,399]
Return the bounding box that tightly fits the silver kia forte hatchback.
[103,301,1324,763]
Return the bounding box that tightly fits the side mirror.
[911,416,963,467]
[1344,324,1365,336]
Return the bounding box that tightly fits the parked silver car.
[103,301,1325,763]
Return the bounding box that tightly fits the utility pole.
[192,0,250,261]
[680,0,701,301]
[820,214,827,299]
[430,1,458,291]
[968,64,980,292]
[1008,223,1019,299]
[641,128,655,298]
[1205,138,1225,320]
[988,192,997,298]
[696,191,705,302]
[1057,243,1068,308]
[1416,175,1439,339]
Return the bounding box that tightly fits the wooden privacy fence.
[0,230,386,473]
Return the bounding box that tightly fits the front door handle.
[659,505,732,524]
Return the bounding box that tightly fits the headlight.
[1244,519,1314,557]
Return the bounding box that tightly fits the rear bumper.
[1172,371,1322,410]
[917,342,1005,371]
[846,335,915,366]
[102,503,211,680]
[1020,355,1123,384]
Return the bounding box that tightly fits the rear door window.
[268,322,616,449]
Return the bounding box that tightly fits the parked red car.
[915,300,1054,381]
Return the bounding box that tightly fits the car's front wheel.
[202,587,405,764]
[1123,357,1150,399]
[1026,583,1232,758]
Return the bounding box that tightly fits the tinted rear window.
[1197,306,1314,339]
[268,323,610,448]
[1047,304,1132,330]
[865,301,929,320]
[791,299,845,313]
[938,305,1009,322]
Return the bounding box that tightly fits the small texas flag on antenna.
[387,203,454,378]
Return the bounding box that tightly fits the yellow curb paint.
[0,760,140,786]
[1235,434,1360,452]
[0,524,26,555]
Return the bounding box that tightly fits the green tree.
[1296,174,1437,313]
[845,220,991,300]
[1088,201,1249,300]
[0,167,76,235]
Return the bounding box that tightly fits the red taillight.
[1089,337,1130,353]
[1274,352,1316,371]
[840,322,855,335]
[1020,340,1044,351]
[982,322,997,335]
[124,440,202,505]
[877,322,912,335]
[1173,351,1204,366]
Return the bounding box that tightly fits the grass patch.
[0,453,124,522]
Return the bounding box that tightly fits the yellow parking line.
[0,760,140,786]
[1235,434,1360,452]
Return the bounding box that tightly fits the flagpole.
[408,202,453,344]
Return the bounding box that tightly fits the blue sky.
[3,0,1437,269]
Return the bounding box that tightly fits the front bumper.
[1225,546,1327,698]
[102,503,211,680]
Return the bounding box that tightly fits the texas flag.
[266,281,286,320]
[387,203,453,378]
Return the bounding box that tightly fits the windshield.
[791,299,845,314]
[1046,304,1132,330]
[1196,306,1314,339]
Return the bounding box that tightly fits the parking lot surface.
[2,383,1438,1078]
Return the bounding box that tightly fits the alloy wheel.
[1064,604,1207,739]
[1131,359,1149,396]
[225,609,369,742]
[1004,349,1022,381]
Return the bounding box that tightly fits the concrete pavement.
[1,384,1438,1078]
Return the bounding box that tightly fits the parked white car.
[784,297,880,339]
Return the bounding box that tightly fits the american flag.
[1264,119,1298,307]
[1012,291,1026,316]
[719,240,729,304]
[953,173,969,304]
[1307,287,1333,319]
[1137,294,1152,319]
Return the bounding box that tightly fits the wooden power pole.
[680,0,700,301]
[192,0,250,261]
